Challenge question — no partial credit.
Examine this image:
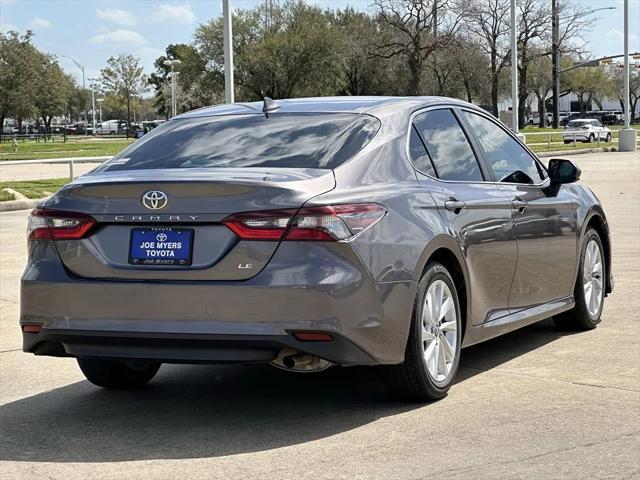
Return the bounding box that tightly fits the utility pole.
[623,0,630,130]
[97,98,103,125]
[62,55,87,135]
[619,0,637,151]
[223,0,235,103]
[510,0,518,133]
[551,0,560,128]
[163,59,181,118]
[432,0,438,38]
[88,77,98,136]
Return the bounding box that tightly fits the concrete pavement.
[0,151,638,479]
[0,161,103,182]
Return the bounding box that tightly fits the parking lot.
[0,151,638,479]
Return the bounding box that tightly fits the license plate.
[129,228,193,266]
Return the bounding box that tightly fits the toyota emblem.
[141,191,168,210]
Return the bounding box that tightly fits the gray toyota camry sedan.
[21,96,613,401]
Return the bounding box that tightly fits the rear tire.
[77,357,161,390]
[605,133,612,143]
[383,263,462,402]
[554,228,605,331]
[588,134,595,143]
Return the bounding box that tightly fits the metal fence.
[520,129,638,150]
[1,157,110,180]
[0,133,130,143]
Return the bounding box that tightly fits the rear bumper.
[21,241,415,365]
[22,329,377,365]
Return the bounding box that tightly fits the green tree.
[329,8,396,95]
[100,53,146,136]
[65,81,90,123]
[148,43,218,118]
[567,67,612,112]
[195,1,337,101]
[0,31,40,136]
[609,67,640,122]
[33,55,72,137]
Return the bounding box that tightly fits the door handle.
[444,199,466,213]
[512,198,528,213]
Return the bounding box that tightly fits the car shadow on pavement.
[0,318,578,463]
[456,318,581,383]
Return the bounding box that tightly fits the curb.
[537,147,616,158]
[0,198,46,212]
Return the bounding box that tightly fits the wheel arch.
[582,209,612,295]
[415,237,470,342]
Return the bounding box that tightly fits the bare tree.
[373,0,468,95]
[464,0,511,116]
[465,0,591,121]
[527,51,552,127]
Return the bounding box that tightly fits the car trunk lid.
[44,168,335,281]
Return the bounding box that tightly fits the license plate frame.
[128,227,194,266]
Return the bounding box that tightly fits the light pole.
[510,0,518,133]
[551,5,616,128]
[61,55,87,135]
[97,98,104,125]
[163,59,181,118]
[619,0,637,151]
[223,0,235,103]
[88,77,99,136]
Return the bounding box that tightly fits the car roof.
[176,96,481,119]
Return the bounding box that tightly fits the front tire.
[588,134,595,143]
[554,228,605,330]
[383,263,462,402]
[77,357,161,390]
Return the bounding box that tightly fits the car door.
[459,109,578,312]
[409,108,518,325]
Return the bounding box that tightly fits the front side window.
[461,111,546,184]
[412,109,483,182]
[97,113,380,172]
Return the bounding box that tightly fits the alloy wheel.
[421,280,458,383]
[583,239,604,317]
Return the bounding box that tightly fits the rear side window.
[461,111,546,184]
[412,109,483,182]
[98,113,380,172]
[408,125,436,176]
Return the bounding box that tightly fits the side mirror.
[548,158,581,185]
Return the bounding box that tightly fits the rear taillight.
[28,208,97,240]
[222,203,386,242]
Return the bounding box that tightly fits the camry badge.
[141,191,168,210]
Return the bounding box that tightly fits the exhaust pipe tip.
[271,348,332,373]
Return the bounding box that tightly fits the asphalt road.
[1,151,638,479]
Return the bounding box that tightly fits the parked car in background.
[141,120,165,134]
[563,119,612,143]
[560,112,582,127]
[22,96,613,402]
[98,120,127,135]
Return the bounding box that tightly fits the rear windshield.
[98,113,380,172]
[567,120,594,128]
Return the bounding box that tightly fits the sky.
[1,0,639,88]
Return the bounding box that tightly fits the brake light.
[222,203,386,241]
[28,208,97,240]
